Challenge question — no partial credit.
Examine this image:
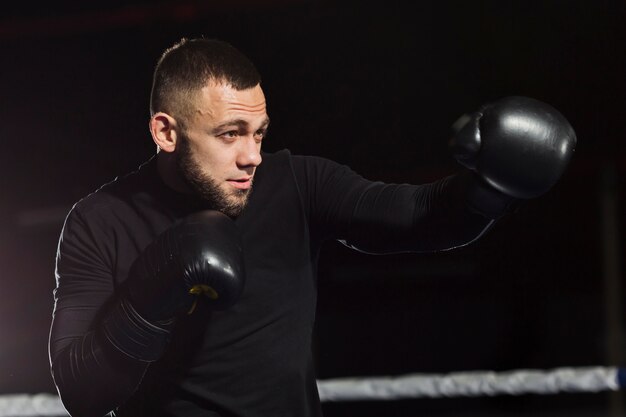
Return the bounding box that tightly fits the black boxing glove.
[450,96,577,200]
[102,210,245,361]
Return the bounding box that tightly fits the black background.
[1,0,625,415]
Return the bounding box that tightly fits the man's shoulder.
[256,149,296,179]
[69,158,156,219]
[260,148,333,172]
[263,149,349,177]
[260,148,291,164]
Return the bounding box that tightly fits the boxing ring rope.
[317,366,623,401]
[1,366,624,416]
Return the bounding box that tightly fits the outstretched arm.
[294,96,575,254]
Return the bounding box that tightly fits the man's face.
[175,81,268,217]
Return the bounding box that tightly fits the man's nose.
[237,136,262,168]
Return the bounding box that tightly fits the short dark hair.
[150,38,262,124]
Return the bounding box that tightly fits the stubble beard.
[176,134,252,218]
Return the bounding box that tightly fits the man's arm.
[292,155,506,254]
[341,171,510,254]
[49,208,153,417]
[293,96,575,254]
[49,208,245,416]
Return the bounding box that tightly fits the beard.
[176,134,252,218]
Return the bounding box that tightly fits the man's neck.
[156,151,192,194]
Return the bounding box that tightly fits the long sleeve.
[291,154,514,254]
[341,172,510,253]
[48,206,164,417]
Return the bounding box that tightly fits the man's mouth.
[227,177,253,190]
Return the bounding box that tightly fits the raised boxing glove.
[102,210,245,361]
[126,210,246,321]
[450,96,576,199]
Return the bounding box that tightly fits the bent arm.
[49,209,168,417]
[49,319,148,417]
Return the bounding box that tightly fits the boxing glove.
[450,96,576,200]
[125,210,246,321]
[102,210,246,361]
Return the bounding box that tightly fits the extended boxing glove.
[102,210,246,361]
[450,96,576,200]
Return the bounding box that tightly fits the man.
[48,37,576,416]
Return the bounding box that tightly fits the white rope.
[0,367,620,416]
[0,393,66,417]
[317,366,620,401]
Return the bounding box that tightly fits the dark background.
[1,0,625,415]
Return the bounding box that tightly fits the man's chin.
[220,190,252,218]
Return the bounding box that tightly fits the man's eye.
[255,129,267,141]
[222,131,238,139]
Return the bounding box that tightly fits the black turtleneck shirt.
[49,149,503,417]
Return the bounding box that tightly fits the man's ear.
[149,112,180,153]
